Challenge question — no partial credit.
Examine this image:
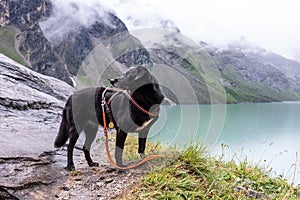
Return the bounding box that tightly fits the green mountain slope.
[0,26,28,67]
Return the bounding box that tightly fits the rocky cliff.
[0,53,73,157]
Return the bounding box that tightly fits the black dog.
[54,66,164,171]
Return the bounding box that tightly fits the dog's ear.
[134,66,151,81]
[134,70,145,81]
[109,78,118,86]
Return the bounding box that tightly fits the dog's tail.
[54,108,69,148]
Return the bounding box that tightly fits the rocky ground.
[0,54,147,199]
[0,138,149,200]
[53,142,148,200]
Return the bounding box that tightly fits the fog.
[40,0,300,60]
[101,0,300,61]
[39,0,114,44]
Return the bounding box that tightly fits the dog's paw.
[118,163,128,168]
[66,164,75,171]
[139,153,146,159]
[116,163,128,172]
[116,161,127,168]
[88,161,99,167]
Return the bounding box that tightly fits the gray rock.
[0,54,74,157]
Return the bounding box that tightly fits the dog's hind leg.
[115,128,128,167]
[67,125,80,171]
[83,124,99,167]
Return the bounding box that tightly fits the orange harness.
[101,87,164,170]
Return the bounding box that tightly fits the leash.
[101,87,164,170]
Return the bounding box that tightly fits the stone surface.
[0,54,73,157]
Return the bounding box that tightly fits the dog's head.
[109,66,164,133]
[111,66,164,105]
[111,66,152,90]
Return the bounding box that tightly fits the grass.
[124,144,300,199]
[104,134,168,164]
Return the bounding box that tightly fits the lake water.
[148,102,300,184]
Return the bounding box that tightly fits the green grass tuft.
[126,144,300,199]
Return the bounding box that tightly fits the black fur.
[54,66,164,170]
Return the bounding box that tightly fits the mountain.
[0,0,151,86]
[132,30,300,104]
[206,44,300,102]
[1,0,300,104]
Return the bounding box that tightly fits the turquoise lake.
[148,102,300,184]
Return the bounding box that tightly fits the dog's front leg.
[138,131,148,158]
[115,128,128,167]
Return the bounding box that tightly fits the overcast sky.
[100,0,300,60]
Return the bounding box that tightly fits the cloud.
[39,0,114,44]
[100,0,300,60]
[100,0,179,31]
[39,0,300,60]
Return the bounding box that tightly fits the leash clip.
[101,100,105,108]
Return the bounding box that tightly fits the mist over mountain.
[39,0,115,44]
[105,0,300,62]
[99,0,180,32]
[0,0,151,86]
[205,44,300,102]
[1,0,300,103]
